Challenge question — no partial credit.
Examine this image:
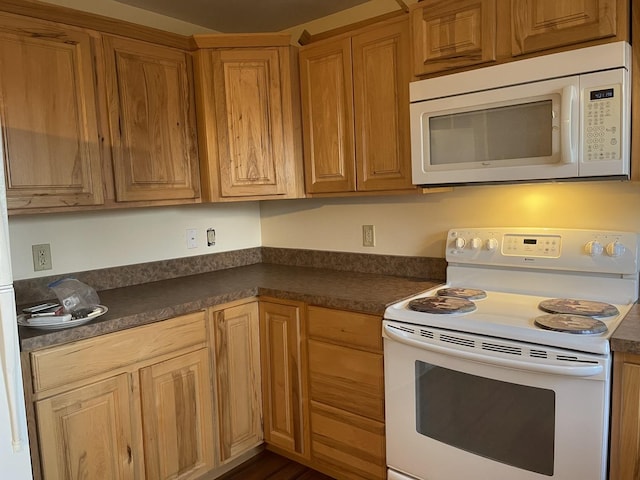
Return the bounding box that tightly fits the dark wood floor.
[217,451,335,480]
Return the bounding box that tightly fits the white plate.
[17,305,108,330]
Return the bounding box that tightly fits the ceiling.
[113,0,373,33]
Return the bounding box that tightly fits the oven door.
[383,321,611,480]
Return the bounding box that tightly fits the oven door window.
[415,361,555,476]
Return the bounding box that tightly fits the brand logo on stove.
[523,257,536,262]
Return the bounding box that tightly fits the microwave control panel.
[583,83,622,162]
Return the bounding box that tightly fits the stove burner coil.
[538,299,619,318]
[408,296,476,314]
[534,314,608,334]
[437,288,487,300]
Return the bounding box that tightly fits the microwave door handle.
[384,324,603,377]
[560,85,576,164]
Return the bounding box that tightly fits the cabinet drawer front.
[311,401,385,480]
[308,340,384,421]
[307,306,382,352]
[31,311,206,393]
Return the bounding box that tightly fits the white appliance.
[383,227,639,480]
[0,152,33,478]
[410,42,631,186]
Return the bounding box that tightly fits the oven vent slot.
[530,349,548,359]
[390,324,415,335]
[419,329,435,339]
[440,334,475,348]
[556,354,599,364]
[481,343,522,356]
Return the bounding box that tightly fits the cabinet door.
[411,0,497,76]
[211,49,287,197]
[610,352,640,480]
[139,348,215,480]
[0,13,104,210]
[36,374,137,480]
[103,35,200,202]
[259,300,309,458]
[353,19,414,191]
[299,38,356,193]
[512,0,619,56]
[213,303,262,463]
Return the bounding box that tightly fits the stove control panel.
[447,227,640,274]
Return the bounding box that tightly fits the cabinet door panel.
[140,348,214,480]
[411,0,497,75]
[212,49,286,197]
[353,20,413,191]
[299,38,356,193]
[0,13,103,209]
[36,374,137,480]
[103,36,199,202]
[259,300,308,457]
[512,0,618,55]
[213,303,262,463]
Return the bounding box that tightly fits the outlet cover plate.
[32,244,52,271]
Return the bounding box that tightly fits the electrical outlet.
[362,225,375,247]
[32,244,52,271]
[207,228,216,246]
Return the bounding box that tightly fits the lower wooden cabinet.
[307,306,386,480]
[139,348,215,480]
[259,298,310,460]
[29,312,215,480]
[210,301,263,464]
[36,374,136,480]
[610,352,640,480]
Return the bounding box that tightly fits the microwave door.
[411,76,580,186]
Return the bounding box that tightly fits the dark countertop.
[611,304,640,355]
[18,263,438,351]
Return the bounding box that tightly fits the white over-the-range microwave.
[410,41,631,186]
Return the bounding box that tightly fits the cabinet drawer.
[310,401,385,480]
[307,306,382,352]
[308,339,384,421]
[31,311,206,393]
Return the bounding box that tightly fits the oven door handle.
[384,325,604,377]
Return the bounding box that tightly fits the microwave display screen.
[524,239,537,245]
[590,88,614,101]
[429,100,553,166]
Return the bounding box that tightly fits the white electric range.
[383,227,639,480]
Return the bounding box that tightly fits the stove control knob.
[486,238,499,251]
[470,237,482,250]
[585,241,604,256]
[606,241,625,257]
[454,237,466,249]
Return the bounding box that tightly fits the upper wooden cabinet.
[102,35,200,202]
[0,12,104,210]
[299,16,413,195]
[411,0,628,77]
[511,0,620,56]
[411,0,497,76]
[300,16,414,195]
[193,35,304,201]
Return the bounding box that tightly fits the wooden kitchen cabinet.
[306,306,386,480]
[102,35,200,203]
[610,352,640,480]
[36,374,136,480]
[193,35,304,201]
[259,298,310,460]
[139,348,215,480]
[411,0,628,77]
[209,301,263,464]
[29,311,215,480]
[0,12,105,210]
[299,15,414,195]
